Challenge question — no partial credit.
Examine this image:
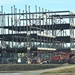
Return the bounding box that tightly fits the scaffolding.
[0,5,75,64]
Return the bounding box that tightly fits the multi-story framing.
[0,5,75,63]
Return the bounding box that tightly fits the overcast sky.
[0,0,75,12]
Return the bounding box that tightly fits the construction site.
[0,5,75,64]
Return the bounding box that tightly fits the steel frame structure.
[0,5,75,63]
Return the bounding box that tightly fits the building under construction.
[0,5,75,64]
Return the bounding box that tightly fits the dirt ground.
[41,73,75,75]
[0,65,75,75]
[0,72,75,75]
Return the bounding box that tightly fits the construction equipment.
[50,51,75,64]
[68,54,75,64]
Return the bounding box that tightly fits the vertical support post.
[28,6,31,48]
[35,5,38,56]
[19,9,21,47]
[11,6,13,48]
[48,10,51,47]
[1,6,3,48]
[42,8,44,48]
[25,5,29,63]
[25,5,28,47]
[1,6,4,64]
[45,9,48,48]
[35,5,38,45]
[32,13,34,34]
[39,7,41,47]
[42,8,44,34]
[22,10,25,47]
[51,12,54,47]
[1,6,3,34]
[11,6,14,64]
[14,5,15,47]
[14,6,18,48]
[8,14,10,47]
[14,7,17,64]
[16,8,18,46]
